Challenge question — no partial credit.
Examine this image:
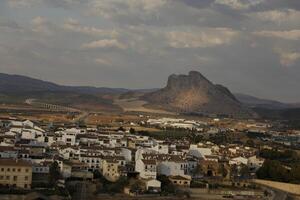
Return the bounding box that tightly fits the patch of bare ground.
[114,98,175,115]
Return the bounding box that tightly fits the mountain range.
[0,72,299,118]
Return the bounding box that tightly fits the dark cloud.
[252,0,300,11]
[0,17,21,30]
[177,0,213,8]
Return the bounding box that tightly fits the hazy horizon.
[1,0,300,102]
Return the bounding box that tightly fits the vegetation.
[94,171,129,194]
[256,160,300,183]
[259,149,300,164]
[256,149,300,183]
[157,175,176,195]
[49,161,61,185]
[129,127,136,134]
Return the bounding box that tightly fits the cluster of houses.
[0,118,265,192]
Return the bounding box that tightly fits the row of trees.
[257,149,300,183]
[256,160,300,184]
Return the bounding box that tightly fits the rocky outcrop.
[143,71,253,118]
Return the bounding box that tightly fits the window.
[24,176,28,181]
[25,169,29,173]
[18,168,21,172]
[6,176,9,180]
[7,168,10,172]
[0,176,3,180]
[12,168,15,172]
[24,184,27,188]
[13,176,17,181]
[1,168,3,172]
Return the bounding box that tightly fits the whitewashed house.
[135,159,157,179]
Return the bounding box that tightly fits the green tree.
[49,161,61,185]
[218,164,228,178]
[256,160,288,182]
[129,128,136,134]
[239,164,250,178]
[117,127,126,132]
[157,175,176,195]
[246,139,255,147]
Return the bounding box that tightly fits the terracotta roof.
[0,159,32,167]
[142,159,156,165]
[0,146,16,151]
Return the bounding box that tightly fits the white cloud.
[214,0,264,10]
[88,0,168,19]
[249,9,300,24]
[30,16,52,35]
[274,48,300,67]
[167,28,239,48]
[94,58,112,65]
[81,39,127,49]
[63,18,119,37]
[254,30,300,40]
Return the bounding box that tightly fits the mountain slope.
[0,73,124,112]
[0,73,129,95]
[234,93,293,110]
[143,71,253,118]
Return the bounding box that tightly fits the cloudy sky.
[1,0,300,102]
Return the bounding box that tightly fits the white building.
[188,144,212,158]
[135,159,157,179]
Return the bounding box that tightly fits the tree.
[129,179,144,194]
[239,164,250,179]
[256,160,288,182]
[157,175,176,195]
[117,127,126,132]
[49,161,61,185]
[129,128,136,134]
[218,164,228,178]
[246,139,255,147]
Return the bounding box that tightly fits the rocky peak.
[143,71,253,118]
[166,71,211,90]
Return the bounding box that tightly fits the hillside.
[0,73,128,95]
[143,71,253,118]
[234,93,293,110]
[0,73,125,112]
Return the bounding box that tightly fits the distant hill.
[234,93,300,119]
[0,73,129,95]
[234,93,293,110]
[0,73,127,112]
[143,71,254,118]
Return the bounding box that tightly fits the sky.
[0,0,300,102]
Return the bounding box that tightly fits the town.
[0,115,300,200]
